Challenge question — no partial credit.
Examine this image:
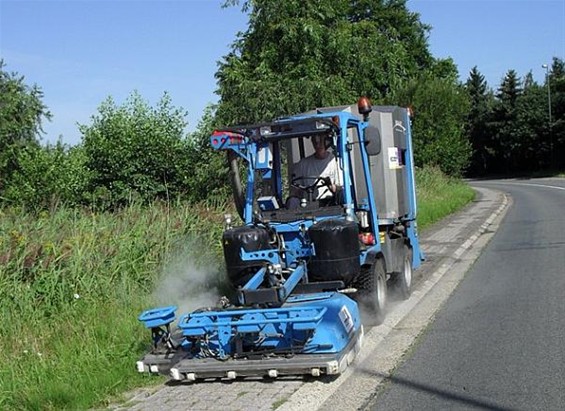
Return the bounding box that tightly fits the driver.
[288,134,342,206]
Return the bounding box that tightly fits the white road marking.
[482,181,565,191]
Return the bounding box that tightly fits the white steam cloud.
[153,236,225,315]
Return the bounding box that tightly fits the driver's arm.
[326,159,342,194]
[322,176,338,194]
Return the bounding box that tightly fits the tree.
[464,66,494,175]
[513,82,547,171]
[79,91,192,208]
[497,70,522,107]
[390,72,471,176]
[0,60,51,195]
[489,70,523,173]
[548,57,565,169]
[216,0,434,126]
[216,1,474,175]
[523,71,535,90]
[462,60,565,176]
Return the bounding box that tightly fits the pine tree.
[464,66,493,175]
[548,57,565,169]
[490,70,522,173]
[514,79,547,171]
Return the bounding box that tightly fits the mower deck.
[138,326,363,381]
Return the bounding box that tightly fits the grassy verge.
[0,202,228,410]
[0,167,474,409]
[415,166,475,230]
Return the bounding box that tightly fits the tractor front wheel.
[356,258,387,326]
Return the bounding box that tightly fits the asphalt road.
[370,178,565,411]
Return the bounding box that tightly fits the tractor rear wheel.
[356,258,387,326]
[394,245,413,300]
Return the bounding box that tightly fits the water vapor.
[153,236,226,315]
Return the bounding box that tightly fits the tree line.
[1,0,563,211]
[466,61,564,175]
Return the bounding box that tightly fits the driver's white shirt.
[293,152,342,199]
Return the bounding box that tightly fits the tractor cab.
[211,111,377,225]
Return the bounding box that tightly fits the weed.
[271,397,288,410]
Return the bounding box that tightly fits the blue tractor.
[137,99,423,381]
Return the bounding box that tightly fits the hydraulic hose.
[227,151,245,220]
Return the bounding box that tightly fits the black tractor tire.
[355,258,387,326]
[394,245,413,300]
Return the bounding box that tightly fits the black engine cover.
[222,225,275,288]
[308,219,360,285]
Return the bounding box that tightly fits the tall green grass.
[415,166,475,229]
[0,167,474,409]
[0,202,228,410]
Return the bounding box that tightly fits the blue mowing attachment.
[137,292,364,381]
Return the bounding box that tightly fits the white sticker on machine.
[339,306,355,334]
[388,147,401,169]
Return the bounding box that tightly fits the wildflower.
[10,230,25,246]
[74,293,80,299]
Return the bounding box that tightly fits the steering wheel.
[291,176,332,198]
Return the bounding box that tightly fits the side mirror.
[364,126,381,156]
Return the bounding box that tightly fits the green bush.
[184,105,232,205]
[80,92,193,208]
[2,142,90,210]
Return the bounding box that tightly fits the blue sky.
[1,0,564,146]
